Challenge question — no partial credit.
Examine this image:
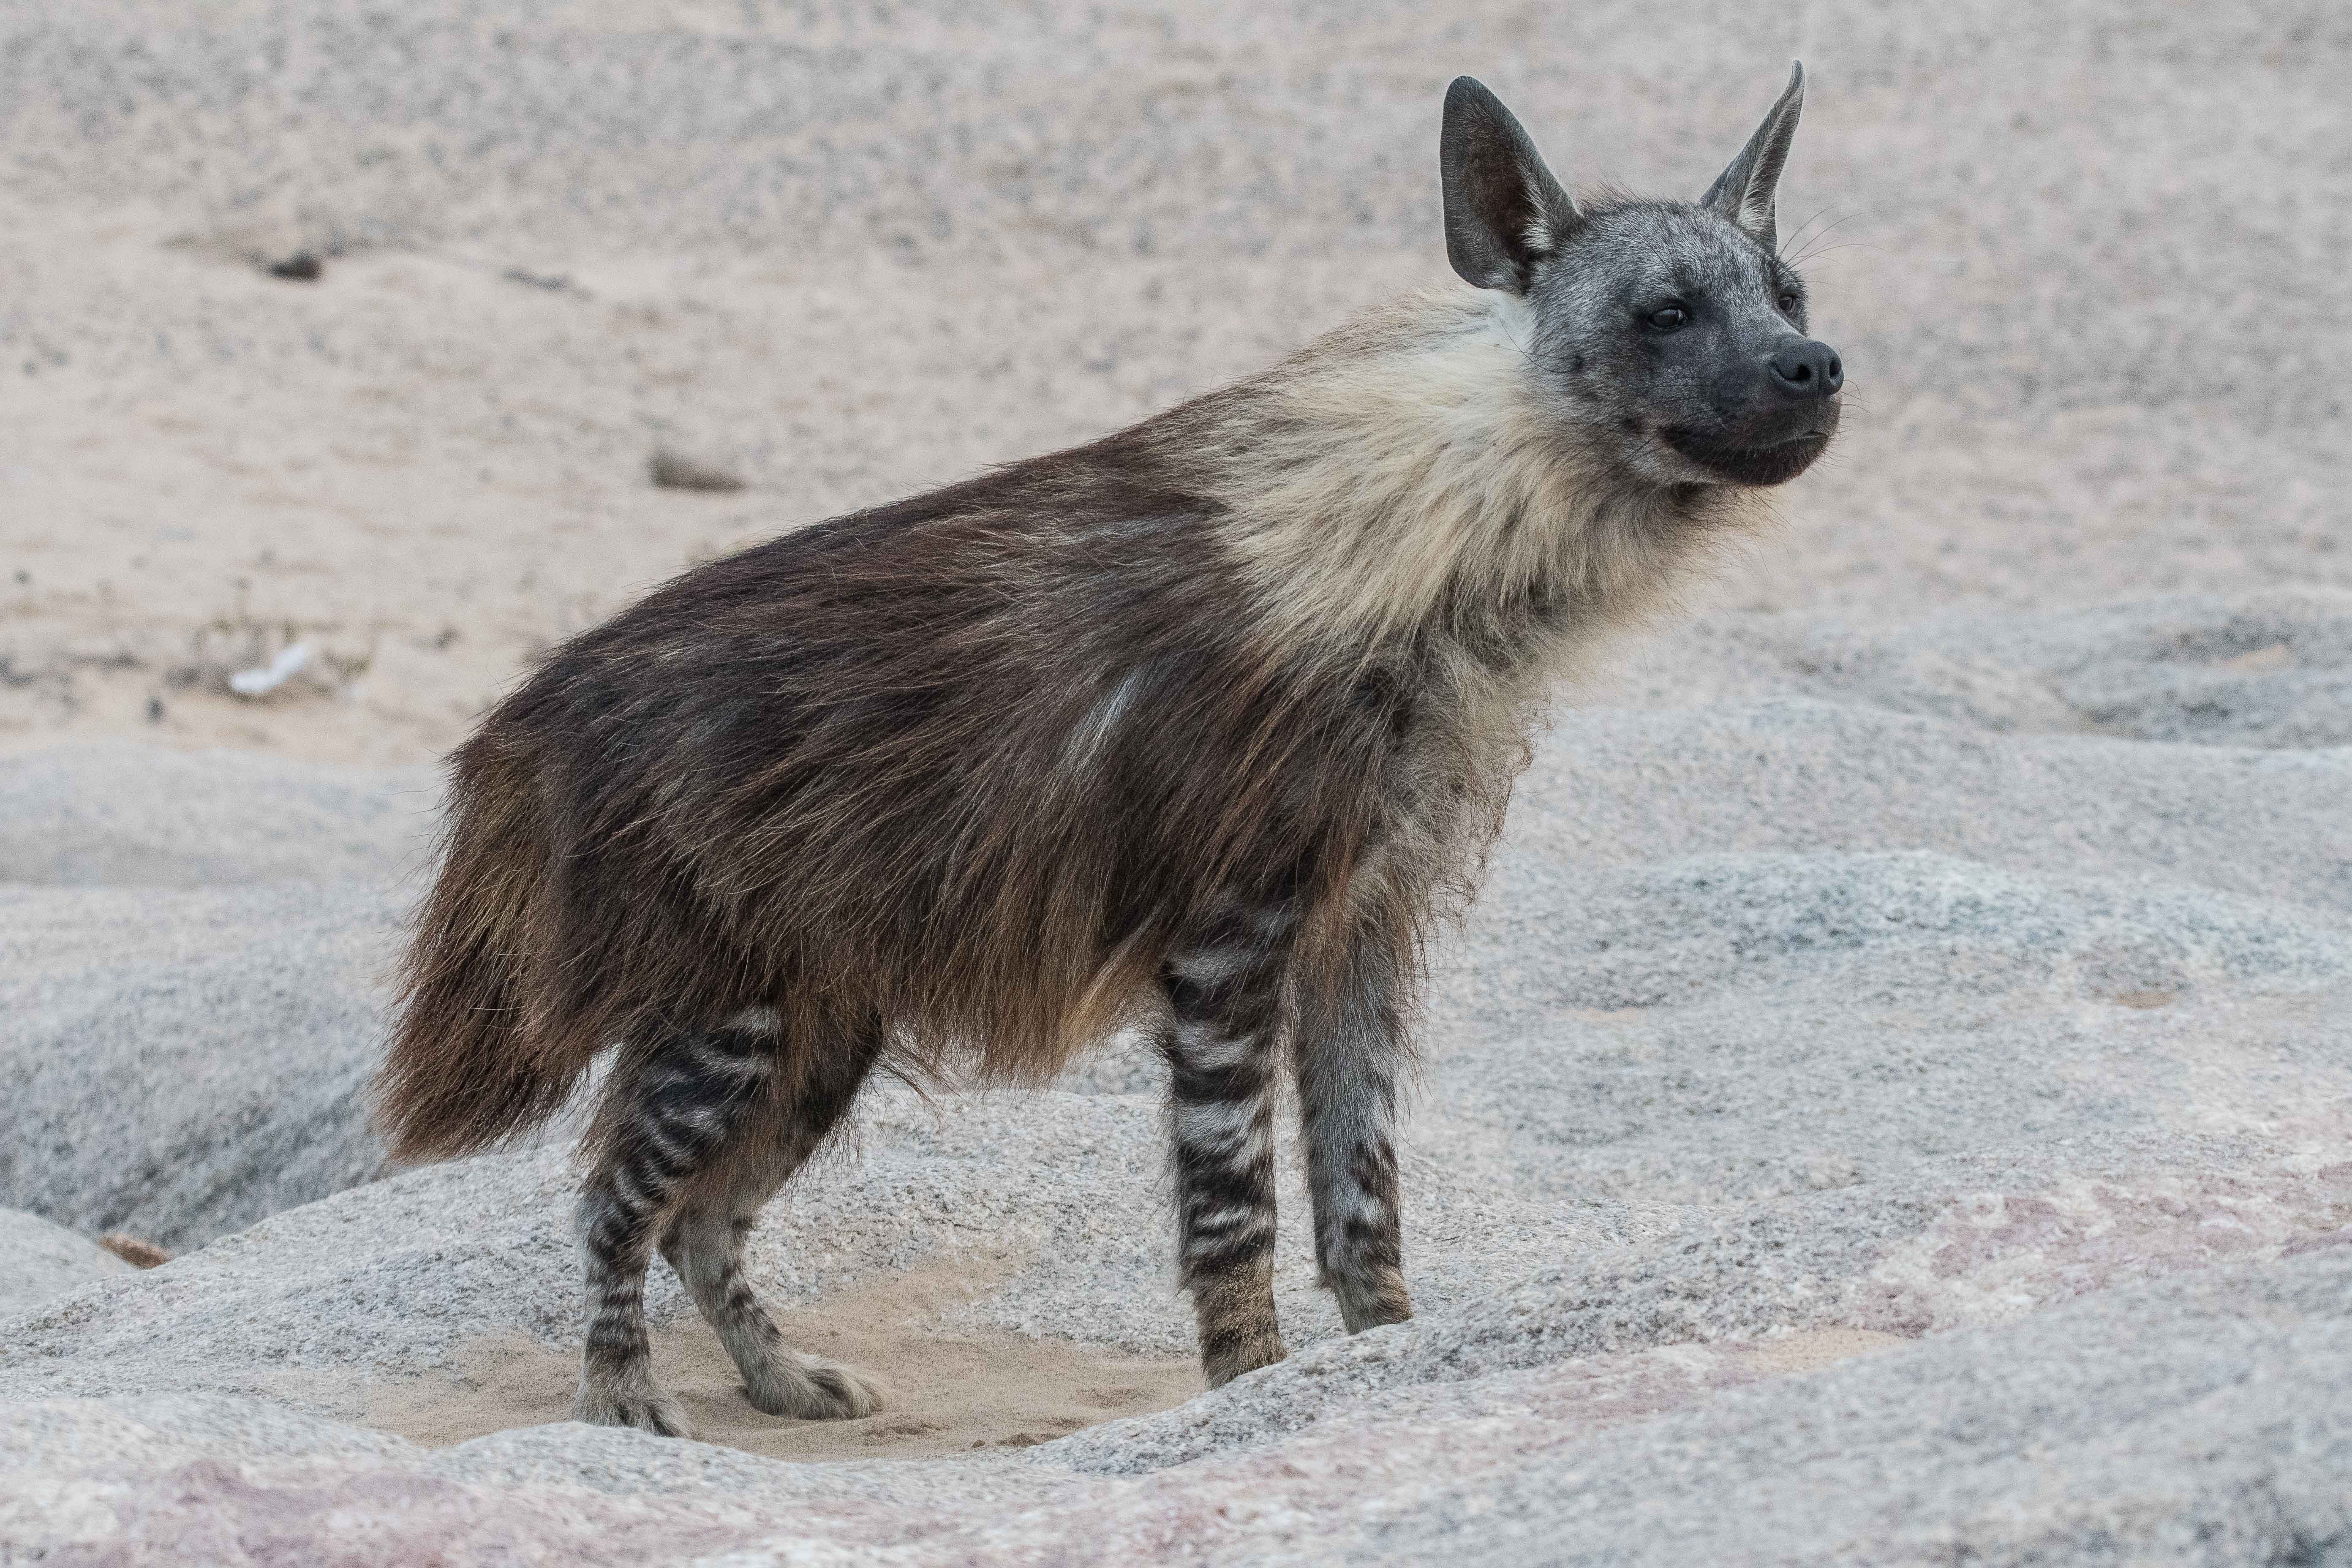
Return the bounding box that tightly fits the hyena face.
[1533,204,1840,487]
[1442,65,1843,489]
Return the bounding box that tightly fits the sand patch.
[363,1255,1201,1461]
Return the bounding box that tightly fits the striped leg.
[657,1034,882,1420]
[1293,924,1413,1333]
[1159,903,1295,1388]
[573,1014,779,1437]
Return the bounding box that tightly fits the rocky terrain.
[3,1,2347,1562]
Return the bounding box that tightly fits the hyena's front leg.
[1293,925,1413,1333]
[1159,904,1295,1387]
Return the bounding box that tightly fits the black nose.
[1767,339,1843,399]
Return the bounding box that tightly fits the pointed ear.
[1701,62,1805,252]
[1440,77,1580,296]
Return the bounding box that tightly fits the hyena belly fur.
[377,65,1843,1435]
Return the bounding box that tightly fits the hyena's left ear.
[1701,62,1806,252]
[1440,77,1580,296]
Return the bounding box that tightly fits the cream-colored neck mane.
[1195,286,1757,660]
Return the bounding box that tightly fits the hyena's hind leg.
[1293,924,1413,1333]
[574,1017,777,1437]
[574,1010,876,1436]
[656,1028,882,1421]
[1159,901,1296,1387]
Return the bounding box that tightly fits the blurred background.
[3,0,2344,764]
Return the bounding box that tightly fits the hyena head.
[1440,64,1842,489]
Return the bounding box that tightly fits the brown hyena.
[376,66,1842,1436]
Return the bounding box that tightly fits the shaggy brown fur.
[389,370,1557,1151]
[377,65,1841,1435]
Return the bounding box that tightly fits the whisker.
[1785,209,1874,270]
[1788,239,1886,270]
[1778,203,1844,260]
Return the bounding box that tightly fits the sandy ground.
[3,1,2346,762]
[364,1252,1202,1462]
[366,1310,1900,1465]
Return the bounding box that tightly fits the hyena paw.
[803,1356,885,1419]
[743,1353,883,1420]
[1202,1331,1288,1389]
[1332,1268,1414,1334]
[574,1378,695,1440]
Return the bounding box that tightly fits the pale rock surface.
[0,743,436,887]
[0,1209,131,1320]
[0,879,399,1247]
[4,1251,2349,1564]
[4,591,2350,1561]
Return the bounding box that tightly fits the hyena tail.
[376,732,584,1164]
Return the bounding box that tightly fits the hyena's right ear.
[1440,77,1580,296]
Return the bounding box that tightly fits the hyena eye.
[1646,305,1688,330]
[1778,291,1801,315]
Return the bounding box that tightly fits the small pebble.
[649,449,746,493]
